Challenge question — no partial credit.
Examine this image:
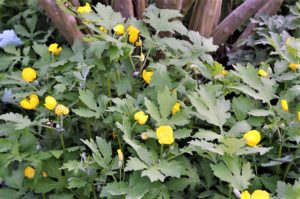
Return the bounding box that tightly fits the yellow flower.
[241,191,251,199]
[135,38,142,46]
[127,25,140,44]
[55,104,70,116]
[251,190,270,199]
[112,131,117,139]
[20,94,39,110]
[44,96,57,110]
[42,171,48,178]
[134,111,148,125]
[22,67,37,82]
[113,24,124,35]
[156,125,174,145]
[117,149,124,161]
[220,70,228,76]
[48,43,62,55]
[24,166,35,179]
[281,99,288,112]
[258,69,268,77]
[140,52,145,62]
[77,2,91,14]
[99,26,108,33]
[289,63,299,71]
[243,130,261,147]
[298,111,300,121]
[171,102,181,115]
[142,70,154,84]
[141,132,149,140]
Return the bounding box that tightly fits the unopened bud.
[233,188,241,198]
[141,132,149,140]
[190,64,197,70]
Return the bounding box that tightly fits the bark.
[180,0,194,16]
[132,0,148,19]
[39,0,84,44]
[112,0,135,18]
[155,0,179,9]
[233,0,284,49]
[189,0,222,38]
[212,0,269,45]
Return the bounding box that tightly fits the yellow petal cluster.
[44,96,57,110]
[99,26,108,33]
[142,70,154,84]
[117,149,124,161]
[22,67,37,82]
[281,99,288,112]
[171,102,181,115]
[127,25,140,44]
[258,69,268,77]
[134,111,148,125]
[20,94,39,110]
[114,24,124,35]
[77,2,91,14]
[42,171,48,178]
[135,38,142,46]
[55,104,70,116]
[156,125,174,145]
[289,63,299,71]
[48,43,62,55]
[220,70,228,76]
[24,166,35,179]
[298,112,300,121]
[243,130,261,147]
[140,53,145,62]
[241,190,270,199]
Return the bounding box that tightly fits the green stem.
[85,119,92,139]
[167,152,186,161]
[42,193,46,199]
[129,55,136,71]
[228,185,232,199]
[276,129,283,175]
[141,32,158,71]
[283,162,292,181]
[253,155,258,175]
[160,144,164,160]
[92,184,97,199]
[107,73,112,106]
[60,134,66,150]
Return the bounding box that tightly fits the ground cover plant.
[1,0,300,199]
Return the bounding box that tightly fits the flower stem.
[59,134,66,150]
[160,144,164,160]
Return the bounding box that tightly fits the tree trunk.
[212,0,269,45]
[39,0,84,44]
[155,0,180,9]
[180,0,195,16]
[189,0,222,38]
[233,0,284,49]
[112,0,134,18]
[132,0,148,19]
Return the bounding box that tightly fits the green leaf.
[228,121,251,136]
[189,139,224,155]
[141,167,165,182]
[219,137,245,156]
[232,96,254,120]
[124,157,148,171]
[67,177,86,189]
[231,64,276,103]
[0,113,32,130]
[275,180,300,199]
[100,182,129,197]
[157,160,183,178]
[248,109,274,117]
[144,7,187,35]
[157,87,176,121]
[0,188,24,199]
[93,3,123,29]
[35,178,65,193]
[145,98,161,122]
[72,108,98,118]
[49,193,73,199]
[188,84,230,129]
[79,89,98,110]
[211,156,254,190]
